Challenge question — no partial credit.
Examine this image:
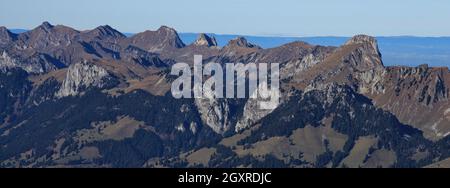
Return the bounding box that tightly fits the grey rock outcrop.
[56,61,110,97]
[225,37,259,49]
[344,35,386,95]
[194,89,233,134]
[195,97,232,134]
[193,33,218,47]
[0,26,17,47]
[84,25,126,39]
[235,98,275,132]
[345,34,381,57]
[0,51,63,73]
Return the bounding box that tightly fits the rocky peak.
[221,37,261,56]
[0,26,8,32]
[0,26,17,45]
[341,35,386,94]
[345,35,382,59]
[127,26,185,52]
[18,22,79,50]
[157,25,176,33]
[88,25,126,39]
[28,21,56,34]
[296,34,386,96]
[226,37,259,48]
[39,21,54,31]
[345,35,377,45]
[56,61,111,97]
[193,33,218,47]
[157,25,185,48]
[156,25,185,48]
[333,35,385,72]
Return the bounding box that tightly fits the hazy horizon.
[6,25,450,38]
[1,0,450,37]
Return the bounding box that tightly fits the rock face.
[296,35,386,95]
[0,26,17,47]
[343,35,383,70]
[195,98,232,134]
[122,45,168,67]
[343,35,386,95]
[193,33,218,47]
[235,99,275,132]
[126,26,185,52]
[0,51,64,73]
[225,37,259,49]
[0,51,20,71]
[345,35,381,57]
[56,61,111,97]
[84,25,126,40]
[370,65,450,139]
[280,45,334,80]
[194,88,233,134]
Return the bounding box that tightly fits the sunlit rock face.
[56,61,110,97]
[193,33,218,47]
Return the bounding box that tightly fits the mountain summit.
[126,25,185,52]
[86,25,126,39]
[345,34,382,60]
[225,36,259,48]
[193,33,218,47]
[39,21,54,30]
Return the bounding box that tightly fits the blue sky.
[1,0,449,36]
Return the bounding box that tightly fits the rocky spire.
[345,35,381,58]
[156,25,185,48]
[193,33,218,47]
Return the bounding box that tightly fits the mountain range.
[0,22,449,168]
[10,28,450,68]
